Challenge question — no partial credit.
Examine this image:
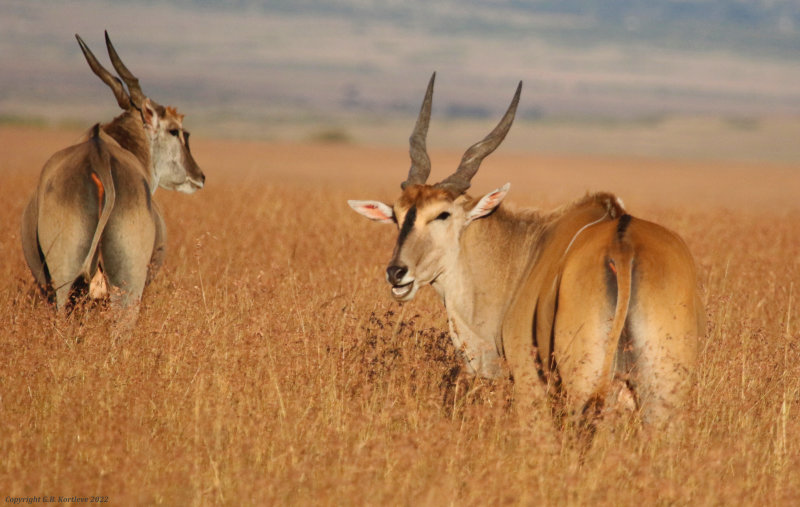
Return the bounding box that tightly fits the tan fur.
[22,124,157,309]
[164,106,185,123]
[356,187,703,428]
[397,185,455,211]
[96,111,151,170]
[502,199,703,427]
[349,75,701,430]
[20,35,204,314]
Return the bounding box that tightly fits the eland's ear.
[466,183,510,224]
[141,97,159,130]
[348,200,395,224]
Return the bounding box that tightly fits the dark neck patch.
[617,214,632,242]
[397,205,417,249]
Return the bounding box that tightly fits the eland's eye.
[435,211,451,221]
[169,129,180,137]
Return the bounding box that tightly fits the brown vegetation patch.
[1,126,799,504]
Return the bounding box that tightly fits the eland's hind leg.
[626,251,701,426]
[553,255,618,431]
[147,202,167,286]
[37,198,97,310]
[627,297,699,426]
[100,213,154,339]
[101,215,154,309]
[100,165,157,310]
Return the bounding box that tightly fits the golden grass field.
[1,124,799,505]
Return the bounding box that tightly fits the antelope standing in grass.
[21,32,205,314]
[349,74,704,432]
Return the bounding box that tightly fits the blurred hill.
[1,0,799,159]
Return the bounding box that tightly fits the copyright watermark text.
[5,497,108,504]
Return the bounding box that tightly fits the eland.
[349,74,704,431]
[20,32,205,313]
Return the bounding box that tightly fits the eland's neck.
[431,205,547,376]
[430,193,624,378]
[101,112,155,191]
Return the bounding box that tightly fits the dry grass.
[1,126,799,505]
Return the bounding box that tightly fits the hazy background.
[2,0,800,160]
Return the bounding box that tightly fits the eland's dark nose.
[386,265,408,285]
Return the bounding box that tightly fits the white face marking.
[142,101,204,194]
[149,124,200,193]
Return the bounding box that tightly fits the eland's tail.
[78,124,116,282]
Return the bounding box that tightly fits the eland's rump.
[514,211,704,427]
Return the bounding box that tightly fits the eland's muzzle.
[386,264,414,299]
[386,265,408,286]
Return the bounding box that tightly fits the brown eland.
[348,73,704,433]
[21,32,205,314]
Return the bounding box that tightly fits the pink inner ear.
[363,206,390,221]
[142,99,159,129]
[481,191,503,210]
[469,189,506,220]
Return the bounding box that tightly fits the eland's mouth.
[176,178,204,194]
[390,282,414,300]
